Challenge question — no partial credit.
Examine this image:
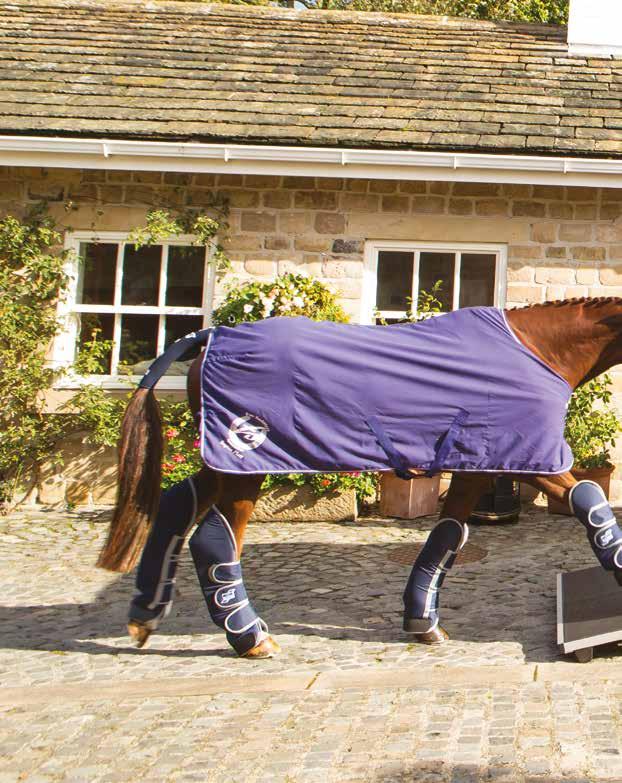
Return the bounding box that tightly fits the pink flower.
[193,439,200,449]
[165,428,179,440]
[172,454,186,464]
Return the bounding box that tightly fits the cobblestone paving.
[3,505,622,781]
[4,680,622,782]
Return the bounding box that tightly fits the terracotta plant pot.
[379,472,440,519]
[547,463,615,515]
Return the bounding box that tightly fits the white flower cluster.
[260,296,275,317]
[277,294,305,315]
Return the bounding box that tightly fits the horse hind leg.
[189,473,280,659]
[403,473,491,645]
[127,467,220,648]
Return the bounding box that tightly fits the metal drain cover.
[388,542,488,567]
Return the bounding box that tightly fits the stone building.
[4,0,622,503]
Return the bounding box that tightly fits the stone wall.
[20,433,357,522]
[5,167,622,315]
[6,165,622,502]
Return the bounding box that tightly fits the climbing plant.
[127,206,230,277]
[0,207,70,505]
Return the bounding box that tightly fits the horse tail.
[97,328,214,573]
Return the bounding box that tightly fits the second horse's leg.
[189,473,280,659]
[403,473,490,644]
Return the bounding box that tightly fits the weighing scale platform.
[557,566,622,663]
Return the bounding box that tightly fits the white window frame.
[361,240,508,325]
[53,231,217,390]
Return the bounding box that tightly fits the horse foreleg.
[189,473,280,659]
[127,467,220,648]
[526,472,622,583]
[403,473,491,645]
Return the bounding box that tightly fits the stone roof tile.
[1,0,621,156]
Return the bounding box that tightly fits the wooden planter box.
[379,472,440,519]
[547,464,615,516]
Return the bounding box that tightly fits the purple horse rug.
[199,306,574,477]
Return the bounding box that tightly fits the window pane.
[119,314,159,372]
[459,253,496,308]
[419,252,454,312]
[166,246,205,307]
[76,313,114,374]
[163,315,204,373]
[121,245,161,305]
[78,243,116,305]
[376,251,414,311]
[165,315,204,349]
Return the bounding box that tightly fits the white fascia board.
[3,134,622,188]
[568,43,622,56]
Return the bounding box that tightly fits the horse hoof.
[241,635,281,659]
[127,621,152,649]
[412,626,449,645]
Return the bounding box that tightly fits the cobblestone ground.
[2,504,622,781]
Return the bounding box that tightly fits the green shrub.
[213,272,350,325]
[565,374,621,469]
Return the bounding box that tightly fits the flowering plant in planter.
[261,470,379,502]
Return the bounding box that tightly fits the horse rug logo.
[226,413,269,453]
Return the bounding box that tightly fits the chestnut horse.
[97,299,622,658]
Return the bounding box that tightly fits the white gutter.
[2,134,622,188]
